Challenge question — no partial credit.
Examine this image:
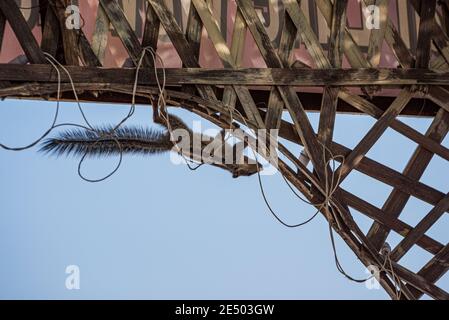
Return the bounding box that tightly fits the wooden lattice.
[1,0,449,300]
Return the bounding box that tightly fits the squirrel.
[40,105,260,178]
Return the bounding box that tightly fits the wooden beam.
[0,0,46,64]
[338,91,449,162]
[3,64,449,86]
[318,0,347,149]
[191,0,265,127]
[409,243,449,299]
[40,2,60,57]
[181,0,203,96]
[336,89,412,181]
[142,2,160,52]
[391,192,449,261]
[92,4,110,65]
[147,0,217,102]
[367,0,389,67]
[100,0,151,67]
[367,108,449,250]
[265,13,296,130]
[340,189,443,255]
[415,0,436,68]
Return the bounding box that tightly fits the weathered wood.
[0,0,46,64]
[142,2,159,52]
[0,9,6,54]
[367,108,449,250]
[318,0,347,149]
[52,0,80,65]
[265,13,296,130]
[191,0,265,127]
[409,243,449,299]
[336,89,412,182]
[92,4,110,65]
[4,65,449,86]
[147,0,217,102]
[1,0,449,299]
[415,0,436,68]
[100,0,151,67]
[341,189,443,255]
[410,0,449,66]
[222,10,246,114]
[367,0,389,67]
[40,3,60,57]
[339,90,449,162]
[391,192,449,262]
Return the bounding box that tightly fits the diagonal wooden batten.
[147,0,217,103]
[40,3,60,58]
[407,243,449,298]
[391,192,449,262]
[415,0,436,69]
[313,0,371,69]
[190,0,265,128]
[0,0,46,64]
[0,10,5,52]
[367,108,449,251]
[236,0,328,179]
[92,4,110,65]
[100,0,151,67]
[335,89,413,183]
[182,1,203,96]
[367,0,389,67]
[222,10,246,115]
[142,2,159,52]
[318,0,347,150]
[338,90,449,162]
[340,189,444,256]
[410,0,449,66]
[264,13,297,131]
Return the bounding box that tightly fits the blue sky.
[0,98,448,299]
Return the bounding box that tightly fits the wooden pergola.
[1,0,449,300]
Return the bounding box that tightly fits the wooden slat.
[367,108,449,250]
[52,0,80,65]
[265,13,297,130]
[340,189,444,255]
[0,0,46,63]
[318,0,347,149]
[147,0,217,102]
[142,2,160,51]
[367,0,389,67]
[40,3,60,57]
[92,5,110,65]
[0,9,6,54]
[100,0,151,67]
[236,0,328,179]
[410,0,449,66]
[339,90,449,162]
[314,0,371,69]
[409,243,449,299]
[391,192,449,261]
[336,90,413,182]
[328,0,347,68]
[415,0,436,68]
[222,10,247,114]
[191,0,265,127]
[182,0,203,96]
